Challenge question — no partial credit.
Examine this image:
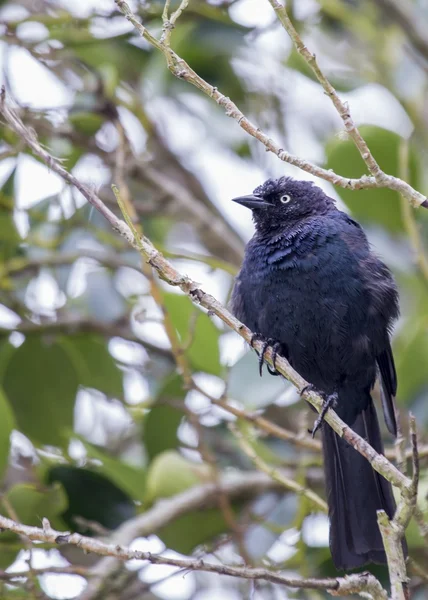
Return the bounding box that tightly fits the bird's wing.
[376,340,397,436]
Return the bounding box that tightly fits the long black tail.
[322,398,397,570]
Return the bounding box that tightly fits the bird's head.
[232,176,335,232]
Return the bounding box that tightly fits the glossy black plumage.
[231,176,402,570]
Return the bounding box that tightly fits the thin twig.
[378,415,419,600]
[113,1,427,208]
[0,513,387,597]
[266,0,426,208]
[0,91,413,497]
[230,422,328,512]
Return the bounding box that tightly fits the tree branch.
[80,470,302,600]
[0,249,142,278]
[0,316,172,360]
[230,422,327,512]
[0,90,416,598]
[377,415,419,600]
[113,0,428,209]
[0,89,412,495]
[0,512,387,598]
[266,0,426,208]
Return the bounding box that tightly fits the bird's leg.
[301,385,338,437]
[250,333,279,377]
[311,392,338,437]
[266,342,282,376]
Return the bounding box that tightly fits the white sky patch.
[139,549,196,600]
[2,45,70,109]
[16,155,64,209]
[343,83,414,138]
[56,0,119,18]
[123,369,150,404]
[8,330,25,347]
[267,528,299,562]
[178,420,199,448]
[134,320,171,351]
[302,513,330,547]
[7,549,86,600]
[25,271,67,315]
[118,105,148,154]
[74,389,134,445]
[193,591,244,600]
[109,337,149,366]
[72,154,111,195]
[126,536,166,570]
[219,331,247,367]
[0,304,21,328]
[16,21,49,43]
[0,4,28,20]
[229,0,276,28]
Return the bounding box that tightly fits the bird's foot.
[250,333,282,377]
[267,342,282,376]
[301,385,338,438]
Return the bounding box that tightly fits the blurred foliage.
[0,0,427,599]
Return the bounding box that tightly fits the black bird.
[230,176,401,570]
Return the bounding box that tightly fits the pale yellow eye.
[280,194,292,204]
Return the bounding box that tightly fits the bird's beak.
[231,195,271,210]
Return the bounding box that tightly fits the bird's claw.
[250,334,281,377]
[267,342,282,376]
[312,392,338,438]
[301,386,338,438]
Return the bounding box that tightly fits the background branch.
[0,512,387,598]
[114,0,428,209]
[0,90,413,495]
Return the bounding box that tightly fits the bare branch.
[0,317,172,360]
[81,470,294,600]
[230,423,328,512]
[377,415,419,600]
[0,90,412,498]
[266,0,426,209]
[0,512,387,597]
[113,0,428,209]
[1,249,141,277]
[0,566,90,581]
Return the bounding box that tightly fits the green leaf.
[47,465,136,534]
[173,20,249,104]
[5,482,68,527]
[69,112,105,136]
[326,126,420,232]
[0,167,21,260]
[143,374,185,461]
[163,293,221,375]
[0,387,14,482]
[0,166,16,212]
[71,36,150,81]
[0,543,21,571]
[2,337,79,446]
[158,508,229,554]
[63,335,123,397]
[0,482,68,569]
[83,441,146,502]
[146,450,210,502]
[0,339,16,386]
[395,320,428,404]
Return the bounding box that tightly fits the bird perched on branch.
[230,176,403,570]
